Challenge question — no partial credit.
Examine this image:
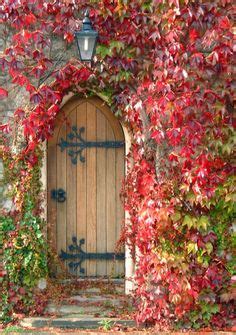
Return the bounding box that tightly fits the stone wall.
[0,22,77,209]
[0,24,28,209]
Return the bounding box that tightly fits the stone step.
[46,304,102,316]
[77,285,125,295]
[58,278,125,285]
[7,328,236,335]
[20,316,136,329]
[66,294,126,306]
[45,304,127,317]
[56,284,125,295]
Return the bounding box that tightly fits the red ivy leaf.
[189,29,199,43]
[151,129,164,144]
[0,87,8,99]
[169,152,179,162]
[64,32,74,43]
[24,13,36,25]
[14,108,25,119]
[0,123,11,133]
[30,92,43,104]
[218,16,230,30]
[48,104,59,116]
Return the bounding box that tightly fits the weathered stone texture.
[0,23,78,209]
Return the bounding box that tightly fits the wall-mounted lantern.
[74,9,98,62]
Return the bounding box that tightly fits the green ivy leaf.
[110,40,125,52]
[23,252,32,266]
[116,70,132,82]
[171,211,181,222]
[197,255,203,264]
[205,242,213,255]
[198,216,210,231]
[96,45,112,58]
[187,242,198,254]
[183,215,197,229]
[97,40,125,59]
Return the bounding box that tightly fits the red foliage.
[0,0,234,330]
[0,87,8,99]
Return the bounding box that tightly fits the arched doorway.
[47,97,125,277]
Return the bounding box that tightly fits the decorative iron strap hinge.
[58,126,124,164]
[59,236,125,274]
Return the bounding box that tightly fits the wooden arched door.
[47,97,125,277]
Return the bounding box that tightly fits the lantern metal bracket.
[58,126,124,164]
[59,236,125,274]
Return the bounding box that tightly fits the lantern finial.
[82,8,92,31]
[84,8,89,17]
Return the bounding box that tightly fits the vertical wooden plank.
[66,110,77,275]
[106,121,116,277]
[86,102,97,276]
[96,109,107,276]
[56,122,67,273]
[47,142,57,258]
[115,145,125,277]
[76,103,87,276]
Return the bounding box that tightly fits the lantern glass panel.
[75,32,98,62]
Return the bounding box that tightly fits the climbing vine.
[0,0,235,330]
[0,146,48,321]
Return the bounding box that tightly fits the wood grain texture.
[66,109,77,274]
[106,119,116,276]
[76,103,87,276]
[116,146,125,276]
[96,109,107,276]
[47,142,57,251]
[86,101,97,276]
[48,97,125,278]
[56,121,67,273]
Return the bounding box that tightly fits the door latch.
[51,188,66,203]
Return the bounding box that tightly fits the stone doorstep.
[20,316,136,329]
[78,286,125,294]
[76,287,103,294]
[45,304,120,317]
[56,281,125,295]
[58,278,125,285]
[66,295,125,305]
[46,304,102,315]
